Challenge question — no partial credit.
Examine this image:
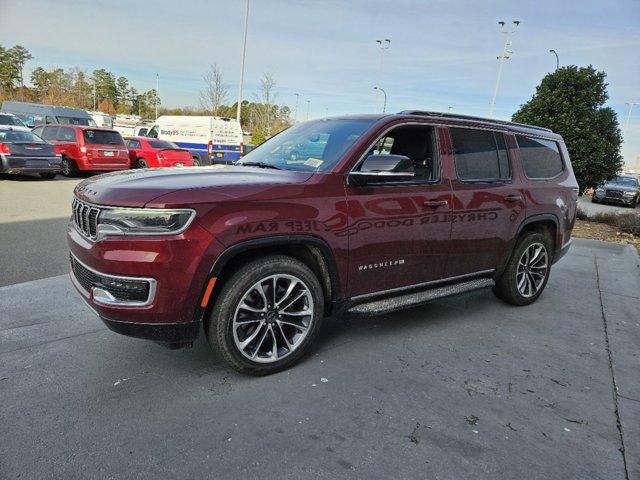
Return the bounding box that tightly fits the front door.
[345,124,452,297]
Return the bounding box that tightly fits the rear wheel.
[192,156,201,166]
[39,172,56,179]
[493,232,551,306]
[61,157,78,177]
[136,158,148,168]
[206,255,324,375]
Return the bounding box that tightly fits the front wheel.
[206,255,324,375]
[136,158,148,168]
[493,232,551,306]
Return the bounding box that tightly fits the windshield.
[58,116,97,127]
[82,130,125,145]
[238,119,375,172]
[0,114,26,127]
[148,140,178,149]
[0,130,45,143]
[606,176,639,187]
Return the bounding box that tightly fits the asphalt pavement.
[1,238,638,479]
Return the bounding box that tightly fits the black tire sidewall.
[137,158,147,168]
[207,255,324,375]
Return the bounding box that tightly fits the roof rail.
[397,110,552,133]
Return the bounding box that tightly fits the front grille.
[70,255,151,303]
[605,189,623,198]
[72,198,100,239]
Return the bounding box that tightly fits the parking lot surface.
[1,238,638,479]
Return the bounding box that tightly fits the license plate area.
[103,151,115,157]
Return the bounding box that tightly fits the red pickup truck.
[32,124,129,176]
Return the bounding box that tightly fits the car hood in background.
[73,165,314,207]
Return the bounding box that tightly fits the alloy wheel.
[232,274,314,363]
[516,242,548,298]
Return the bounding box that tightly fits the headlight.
[595,188,604,194]
[623,191,634,197]
[97,207,195,238]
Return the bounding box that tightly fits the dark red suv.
[32,124,129,176]
[68,111,578,374]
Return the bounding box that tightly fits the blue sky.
[1,0,639,167]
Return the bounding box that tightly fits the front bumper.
[0,154,61,174]
[68,217,225,345]
[593,193,636,204]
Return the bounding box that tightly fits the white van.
[146,116,243,165]
[88,111,114,129]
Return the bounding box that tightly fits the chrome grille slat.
[72,198,101,240]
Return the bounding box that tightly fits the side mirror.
[25,118,35,128]
[349,154,414,186]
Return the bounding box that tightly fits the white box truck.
[146,116,243,165]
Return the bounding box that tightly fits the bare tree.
[199,64,228,116]
[252,72,277,137]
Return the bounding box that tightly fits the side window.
[57,127,76,142]
[451,128,510,181]
[127,139,140,148]
[147,125,158,138]
[516,135,564,179]
[362,125,438,182]
[41,126,58,141]
[45,116,56,124]
[32,126,44,137]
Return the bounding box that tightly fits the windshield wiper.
[238,161,282,170]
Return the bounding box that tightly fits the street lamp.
[375,38,390,111]
[293,93,299,122]
[306,100,310,121]
[155,73,159,120]
[488,20,520,118]
[373,86,387,113]
[549,49,559,70]
[236,0,250,123]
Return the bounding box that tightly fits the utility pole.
[375,38,390,111]
[237,0,250,124]
[306,100,310,121]
[325,107,328,117]
[488,20,520,118]
[155,73,159,120]
[293,93,299,122]
[448,106,452,113]
[93,79,96,111]
[549,49,559,70]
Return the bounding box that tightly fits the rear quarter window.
[450,127,510,181]
[516,135,564,179]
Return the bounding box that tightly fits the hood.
[74,165,314,207]
[602,183,638,193]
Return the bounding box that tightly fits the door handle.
[504,194,523,203]
[423,199,448,208]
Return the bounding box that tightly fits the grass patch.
[577,208,640,235]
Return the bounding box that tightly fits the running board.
[347,278,495,315]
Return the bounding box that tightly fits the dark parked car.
[0,126,61,178]
[592,175,640,207]
[68,111,578,374]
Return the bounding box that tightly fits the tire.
[493,232,552,306]
[192,156,201,166]
[39,172,56,179]
[136,158,148,168]
[61,157,78,177]
[206,254,324,375]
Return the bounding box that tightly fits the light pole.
[373,86,387,113]
[549,49,559,70]
[624,102,637,132]
[293,93,299,122]
[325,107,328,117]
[306,100,310,121]
[92,78,96,111]
[448,106,452,113]
[236,0,250,124]
[488,20,520,118]
[375,38,390,111]
[155,73,159,120]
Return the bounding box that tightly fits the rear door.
[53,126,78,159]
[444,127,526,277]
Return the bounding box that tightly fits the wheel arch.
[195,235,342,324]
[495,214,559,279]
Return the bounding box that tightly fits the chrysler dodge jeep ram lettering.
[67,111,578,374]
